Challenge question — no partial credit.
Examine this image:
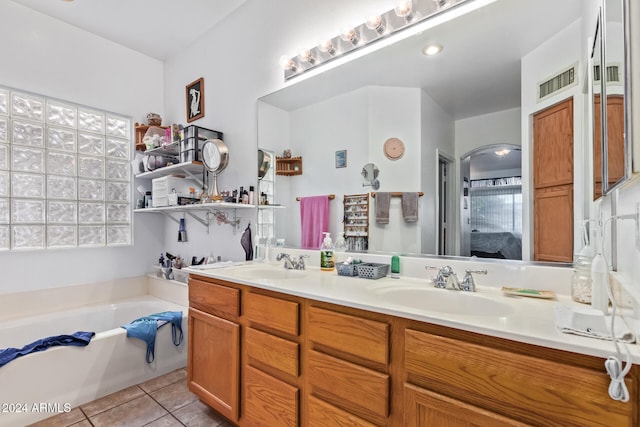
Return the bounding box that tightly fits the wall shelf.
[135,123,169,152]
[135,161,204,186]
[276,156,302,176]
[135,202,254,233]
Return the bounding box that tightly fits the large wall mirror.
[257,0,632,263]
[598,0,632,196]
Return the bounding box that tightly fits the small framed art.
[186,77,204,122]
[335,150,347,168]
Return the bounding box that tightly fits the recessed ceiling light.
[422,44,443,56]
[495,149,511,157]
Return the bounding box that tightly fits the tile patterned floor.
[29,368,231,427]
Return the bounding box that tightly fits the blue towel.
[0,331,95,368]
[121,311,183,363]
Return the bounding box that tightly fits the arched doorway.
[459,143,522,259]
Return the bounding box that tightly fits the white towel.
[554,304,635,343]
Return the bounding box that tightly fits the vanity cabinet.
[188,274,638,427]
[404,327,637,427]
[243,291,301,427]
[187,278,240,423]
[307,305,390,426]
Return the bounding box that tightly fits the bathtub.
[0,295,188,427]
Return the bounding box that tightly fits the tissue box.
[152,176,194,207]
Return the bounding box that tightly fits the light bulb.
[394,0,414,20]
[366,15,385,34]
[422,44,443,56]
[318,39,336,55]
[279,56,298,72]
[340,27,360,45]
[297,49,316,64]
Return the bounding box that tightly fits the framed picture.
[186,77,204,122]
[335,150,347,168]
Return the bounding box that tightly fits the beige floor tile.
[80,385,145,417]
[150,380,198,413]
[172,400,227,427]
[144,413,185,426]
[70,420,93,427]
[139,368,187,393]
[90,394,168,427]
[27,407,86,426]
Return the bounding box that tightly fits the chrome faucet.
[276,253,309,270]
[425,266,487,292]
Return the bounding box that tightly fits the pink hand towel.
[300,196,330,249]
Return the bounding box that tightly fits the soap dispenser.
[320,232,335,271]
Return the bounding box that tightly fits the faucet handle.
[425,266,447,288]
[461,269,487,292]
[297,254,309,269]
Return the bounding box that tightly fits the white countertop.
[184,261,640,364]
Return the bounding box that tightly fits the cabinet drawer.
[188,278,239,318]
[403,384,528,427]
[308,306,388,366]
[307,395,377,427]
[244,365,299,427]
[308,350,389,424]
[245,292,299,336]
[405,329,635,427]
[246,327,299,378]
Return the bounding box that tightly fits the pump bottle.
[320,232,335,271]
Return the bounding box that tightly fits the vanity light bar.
[281,0,466,81]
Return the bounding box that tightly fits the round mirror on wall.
[361,163,380,190]
[201,138,229,200]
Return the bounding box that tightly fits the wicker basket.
[336,262,360,277]
[355,263,389,280]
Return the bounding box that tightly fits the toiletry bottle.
[249,186,255,205]
[391,255,400,279]
[320,232,335,271]
[571,221,595,303]
[334,232,347,264]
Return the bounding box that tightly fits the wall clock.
[383,137,405,160]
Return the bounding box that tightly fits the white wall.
[261,86,424,253]
[0,2,165,293]
[367,87,422,254]
[455,108,521,157]
[420,91,455,255]
[521,18,586,261]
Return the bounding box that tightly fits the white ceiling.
[10,0,247,60]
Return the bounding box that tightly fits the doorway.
[437,155,454,255]
[459,144,523,260]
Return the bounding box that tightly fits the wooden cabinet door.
[533,99,573,189]
[187,308,240,423]
[533,98,574,262]
[403,384,529,427]
[533,186,573,262]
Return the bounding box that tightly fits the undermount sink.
[230,267,307,280]
[375,286,514,317]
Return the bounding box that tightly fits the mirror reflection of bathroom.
[257,149,276,243]
[459,144,522,260]
[361,163,380,190]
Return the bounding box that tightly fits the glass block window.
[0,85,132,250]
